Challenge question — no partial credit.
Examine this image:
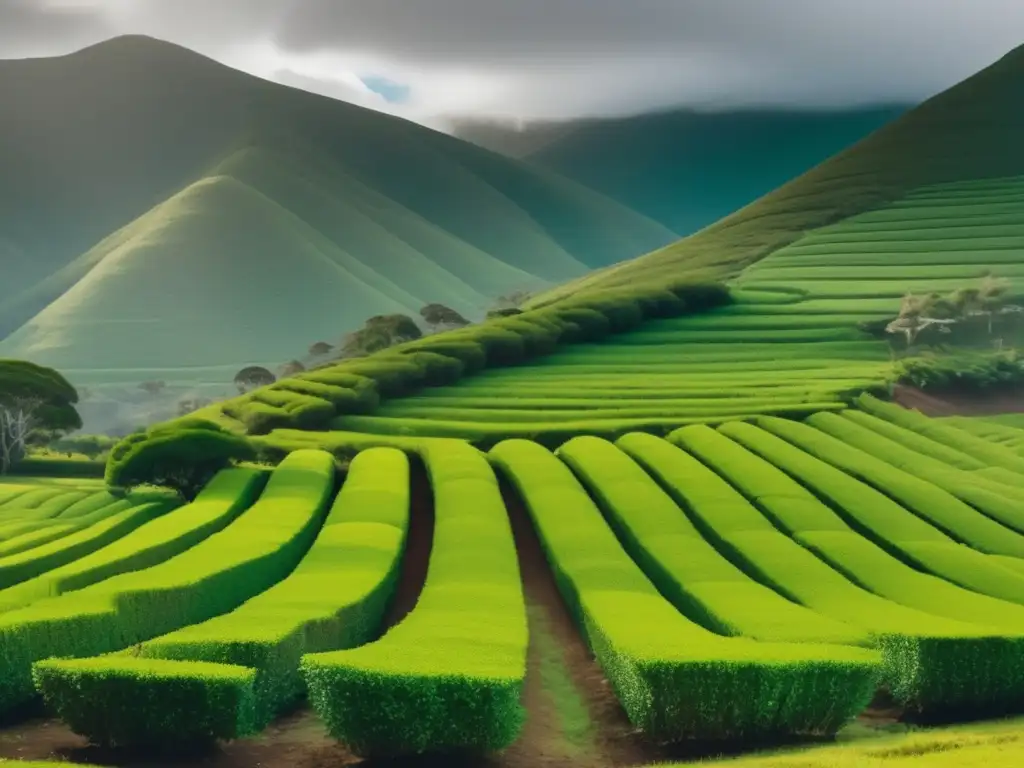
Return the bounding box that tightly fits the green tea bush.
[631,430,1024,714]
[720,421,1024,605]
[302,442,526,757]
[689,424,1024,622]
[105,425,256,498]
[0,451,333,717]
[808,412,1024,534]
[0,469,265,613]
[493,439,878,740]
[858,393,1024,475]
[0,500,179,592]
[36,449,406,747]
[556,436,869,647]
[755,416,1024,558]
[103,282,731,484]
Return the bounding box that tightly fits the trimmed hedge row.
[37,449,408,747]
[329,402,847,448]
[301,442,526,757]
[720,421,1024,606]
[808,413,1024,534]
[841,411,988,471]
[858,394,1024,476]
[0,469,266,614]
[0,488,66,512]
[754,416,1024,558]
[556,436,869,646]
[0,500,133,559]
[0,499,180,592]
[629,430,1024,713]
[126,282,731,442]
[674,425,1024,631]
[841,411,1024,505]
[493,438,878,741]
[0,451,333,716]
[0,491,88,522]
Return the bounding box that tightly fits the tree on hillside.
[420,303,470,331]
[0,360,82,474]
[279,360,306,378]
[233,366,276,394]
[138,380,167,397]
[308,341,333,358]
[493,289,532,311]
[339,314,423,358]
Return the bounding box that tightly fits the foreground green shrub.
[0,451,333,716]
[0,469,265,613]
[302,442,526,757]
[633,431,1024,714]
[492,439,879,741]
[556,436,869,646]
[35,449,405,747]
[720,421,1024,606]
[105,424,255,499]
[674,425,1024,631]
[755,415,1024,558]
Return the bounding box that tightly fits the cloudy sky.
[4,0,1024,127]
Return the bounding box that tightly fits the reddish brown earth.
[0,466,899,768]
[893,384,1024,416]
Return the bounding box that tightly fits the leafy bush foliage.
[105,422,256,498]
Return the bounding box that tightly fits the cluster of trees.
[0,360,82,474]
[233,302,478,395]
[869,276,1024,351]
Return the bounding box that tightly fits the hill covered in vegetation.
[0,35,674,399]
[457,106,907,234]
[550,41,1024,297]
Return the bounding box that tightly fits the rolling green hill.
[140,40,1024,449]
[458,106,907,234]
[0,34,675,415]
[553,41,1024,297]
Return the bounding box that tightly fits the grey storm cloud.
[4,0,1024,121]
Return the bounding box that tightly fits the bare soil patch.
[893,384,1024,417]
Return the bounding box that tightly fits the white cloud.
[4,0,1024,123]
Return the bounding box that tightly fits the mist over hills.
[561,41,1024,296]
[453,105,907,235]
[0,35,674,393]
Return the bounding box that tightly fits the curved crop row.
[626,431,1024,713]
[0,499,134,559]
[301,442,527,757]
[0,450,334,715]
[492,438,879,741]
[672,425,1024,631]
[0,499,181,592]
[808,412,1024,533]
[37,448,409,747]
[753,416,1024,558]
[556,436,869,646]
[0,469,266,613]
[713,422,1024,608]
[857,394,1024,476]
[841,411,1024,502]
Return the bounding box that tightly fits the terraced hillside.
[5,405,1024,765]
[0,35,673,401]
